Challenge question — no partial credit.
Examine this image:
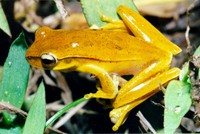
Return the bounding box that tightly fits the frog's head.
[26,27,77,71]
[26,50,77,71]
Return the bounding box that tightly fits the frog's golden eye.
[41,53,57,68]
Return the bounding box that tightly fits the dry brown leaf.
[135,0,194,18]
[61,13,88,30]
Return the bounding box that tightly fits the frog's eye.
[41,53,57,68]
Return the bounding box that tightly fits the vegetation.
[0,0,199,133]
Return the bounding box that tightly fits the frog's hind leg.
[110,68,180,131]
[117,5,181,55]
[110,51,180,131]
[113,46,175,106]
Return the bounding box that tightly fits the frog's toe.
[109,105,131,131]
[84,93,94,99]
[84,91,116,99]
[84,92,107,99]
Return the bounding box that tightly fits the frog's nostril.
[41,53,57,68]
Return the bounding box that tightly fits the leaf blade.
[0,32,30,108]
[0,2,11,37]
[0,126,22,134]
[23,82,46,134]
[164,80,191,134]
[0,32,30,124]
[81,0,137,26]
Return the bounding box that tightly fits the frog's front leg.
[110,68,181,131]
[89,13,129,32]
[77,64,118,99]
[100,16,128,32]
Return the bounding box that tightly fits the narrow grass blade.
[45,98,87,129]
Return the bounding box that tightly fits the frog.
[25,5,182,131]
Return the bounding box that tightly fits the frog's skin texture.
[26,5,182,131]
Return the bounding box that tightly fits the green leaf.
[0,32,30,124]
[164,80,191,134]
[179,62,189,83]
[2,113,17,124]
[23,94,35,111]
[23,82,46,134]
[0,126,22,134]
[0,2,11,37]
[81,0,137,26]
[0,32,29,107]
[193,45,200,79]
[194,45,200,56]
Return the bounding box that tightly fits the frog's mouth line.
[25,56,52,69]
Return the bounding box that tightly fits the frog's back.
[31,28,165,62]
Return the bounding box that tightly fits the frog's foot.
[110,105,132,131]
[84,90,116,99]
[110,89,153,131]
[110,93,155,131]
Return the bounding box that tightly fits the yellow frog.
[26,5,181,131]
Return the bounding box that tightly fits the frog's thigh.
[77,64,118,99]
[113,68,180,107]
[117,58,171,98]
[110,68,180,131]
